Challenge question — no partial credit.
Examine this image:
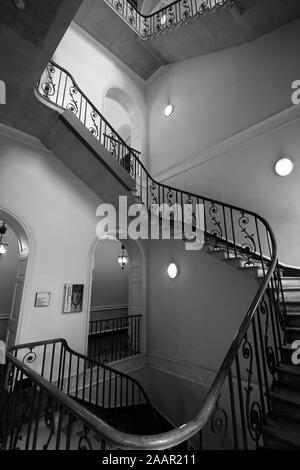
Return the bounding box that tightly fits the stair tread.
[263,418,300,448]
[286,326,300,332]
[283,286,300,291]
[271,384,300,405]
[277,364,300,377]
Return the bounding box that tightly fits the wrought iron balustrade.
[0,353,113,450]
[31,61,290,450]
[88,314,142,363]
[104,0,233,39]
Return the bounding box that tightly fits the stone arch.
[104,87,141,153]
[0,207,31,347]
[85,228,146,357]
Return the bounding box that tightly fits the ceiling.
[74,0,300,80]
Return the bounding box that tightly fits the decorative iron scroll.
[242,335,263,447]
[104,0,233,39]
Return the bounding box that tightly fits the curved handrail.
[37,60,275,225]
[10,338,154,413]
[33,60,285,450]
[104,0,231,39]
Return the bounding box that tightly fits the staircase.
[259,277,300,450]
[1,58,300,450]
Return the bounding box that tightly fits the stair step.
[281,300,300,313]
[262,417,300,449]
[270,387,300,426]
[276,364,300,388]
[281,278,300,289]
[280,344,297,364]
[238,266,265,279]
[283,290,300,302]
[285,312,300,328]
[285,327,300,342]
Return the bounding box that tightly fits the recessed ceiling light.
[164,104,174,117]
[168,263,178,279]
[275,158,294,177]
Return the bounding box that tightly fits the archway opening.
[0,209,29,348]
[88,239,129,362]
[87,234,145,364]
[104,87,141,154]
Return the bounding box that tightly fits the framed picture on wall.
[35,292,51,308]
[63,284,84,313]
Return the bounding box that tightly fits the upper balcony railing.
[23,60,289,450]
[104,0,232,39]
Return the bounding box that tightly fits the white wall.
[146,239,258,371]
[164,118,300,266]
[55,22,147,156]
[0,128,101,352]
[147,19,300,177]
[91,240,129,320]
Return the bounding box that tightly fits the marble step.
[281,278,300,289]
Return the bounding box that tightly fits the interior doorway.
[88,239,129,362]
[0,209,29,348]
[87,236,145,364]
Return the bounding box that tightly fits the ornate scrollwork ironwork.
[150,181,158,206]
[259,296,277,381]
[43,397,56,450]
[41,64,56,98]
[128,5,136,25]
[199,1,208,13]
[166,188,176,223]
[181,0,191,21]
[23,347,37,366]
[238,212,256,265]
[66,86,79,115]
[242,335,263,446]
[108,133,118,158]
[209,202,223,249]
[211,397,228,449]
[89,110,99,138]
[78,425,93,450]
[167,6,175,27]
[114,0,123,13]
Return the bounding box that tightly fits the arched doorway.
[104,87,141,155]
[86,233,145,364]
[0,209,30,348]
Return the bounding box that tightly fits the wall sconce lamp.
[118,245,129,270]
[0,223,8,257]
[275,158,294,177]
[164,104,174,117]
[168,263,178,279]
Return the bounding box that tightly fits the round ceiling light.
[164,104,174,117]
[275,158,294,177]
[168,263,178,279]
